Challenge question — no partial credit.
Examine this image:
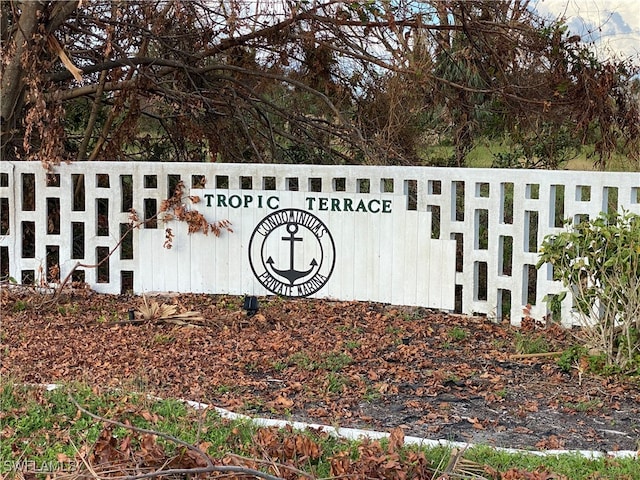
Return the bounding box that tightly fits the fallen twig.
[509,351,563,359]
[69,393,285,480]
[226,452,316,479]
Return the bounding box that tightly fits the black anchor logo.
[249,208,335,297]
[266,222,317,285]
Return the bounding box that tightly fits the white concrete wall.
[1,161,638,325]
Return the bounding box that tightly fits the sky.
[534,0,640,64]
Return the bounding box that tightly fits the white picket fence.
[1,161,638,325]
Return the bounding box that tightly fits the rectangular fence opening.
[545,293,562,323]
[46,245,59,282]
[405,179,418,211]
[427,205,440,239]
[576,185,591,201]
[501,182,513,224]
[121,175,133,211]
[120,223,134,260]
[263,176,276,190]
[192,174,206,189]
[96,173,110,188]
[309,178,322,192]
[286,177,299,191]
[526,183,539,199]
[476,182,490,198]
[498,289,512,321]
[22,269,34,285]
[523,264,538,306]
[96,247,110,283]
[574,213,590,225]
[22,173,35,211]
[168,174,181,197]
[357,178,370,193]
[97,198,109,236]
[474,261,488,301]
[475,209,488,250]
[21,221,35,258]
[72,222,85,259]
[144,199,157,228]
[72,269,85,283]
[499,235,513,276]
[240,176,253,190]
[121,270,134,294]
[452,181,465,221]
[47,173,60,187]
[47,198,60,235]
[525,211,539,253]
[0,246,8,279]
[604,186,618,217]
[144,175,158,188]
[550,184,565,227]
[72,174,85,211]
[452,232,464,272]
[455,284,463,314]
[0,197,9,235]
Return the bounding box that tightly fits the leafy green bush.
[537,211,640,371]
[491,123,582,169]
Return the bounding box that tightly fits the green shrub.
[537,211,640,371]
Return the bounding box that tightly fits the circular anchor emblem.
[248,209,335,297]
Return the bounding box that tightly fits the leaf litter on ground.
[2,287,639,459]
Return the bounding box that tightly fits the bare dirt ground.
[2,288,639,453]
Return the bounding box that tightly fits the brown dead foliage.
[2,288,639,455]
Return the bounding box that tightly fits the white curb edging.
[41,384,638,460]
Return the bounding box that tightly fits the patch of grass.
[448,326,467,341]
[12,299,28,312]
[562,399,603,413]
[287,351,316,370]
[362,385,382,403]
[495,388,508,399]
[324,372,349,394]
[336,324,364,334]
[318,352,352,372]
[57,303,79,315]
[385,325,402,336]
[212,384,232,395]
[1,380,639,479]
[465,445,640,479]
[244,361,259,373]
[464,139,638,172]
[153,333,175,345]
[218,296,240,310]
[345,340,361,350]
[514,332,549,355]
[271,360,287,372]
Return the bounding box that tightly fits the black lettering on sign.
[305,196,392,213]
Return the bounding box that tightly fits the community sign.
[137,188,456,309]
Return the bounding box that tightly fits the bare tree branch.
[68,393,286,480]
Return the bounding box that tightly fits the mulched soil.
[2,287,639,453]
